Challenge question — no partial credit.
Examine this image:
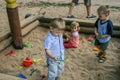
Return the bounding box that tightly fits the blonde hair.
[97,5,110,15]
[50,18,65,29]
[71,21,80,31]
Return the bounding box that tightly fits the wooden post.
[6,0,23,49]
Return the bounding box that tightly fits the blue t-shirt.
[95,19,113,43]
[44,32,64,61]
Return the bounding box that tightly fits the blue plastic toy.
[18,73,27,79]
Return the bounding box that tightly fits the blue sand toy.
[18,73,27,79]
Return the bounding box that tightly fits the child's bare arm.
[63,32,70,42]
[94,28,98,36]
[45,49,58,61]
[98,34,110,39]
[64,32,70,38]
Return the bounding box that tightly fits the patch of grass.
[93,4,120,11]
[110,6,120,11]
[93,4,100,6]
[26,1,82,7]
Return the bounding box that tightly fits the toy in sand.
[23,57,33,67]
[33,58,42,63]
[92,47,99,51]
[24,42,30,47]
[5,50,15,56]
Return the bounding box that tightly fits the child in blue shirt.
[44,18,65,80]
[94,5,113,63]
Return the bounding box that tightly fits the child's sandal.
[101,56,107,61]
[98,59,104,63]
[97,52,103,58]
[98,56,107,63]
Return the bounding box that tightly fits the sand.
[0,0,120,80]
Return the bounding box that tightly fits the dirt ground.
[0,0,120,80]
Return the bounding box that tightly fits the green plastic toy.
[33,58,42,63]
[58,58,67,62]
[24,42,30,47]
[30,68,37,76]
[91,40,95,45]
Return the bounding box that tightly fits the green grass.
[26,1,82,7]
[93,4,120,11]
[26,1,120,11]
[110,6,120,11]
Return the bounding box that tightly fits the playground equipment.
[0,15,40,52]
[38,17,120,37]
[6,0,23,49]
[0,13,120,52]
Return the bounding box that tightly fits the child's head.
[50,18,65,36]
[97,5,110,21]
[71,21,80,32]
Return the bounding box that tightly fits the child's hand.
[95,32,99,36]
[64,33,69,37]
[97,35,103,39]
[63,33,68,39]
[64,32,68,35]
[52,57,58,61]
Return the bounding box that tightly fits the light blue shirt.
[44,32,64,61]
[97,20,111,43]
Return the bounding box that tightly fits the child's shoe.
[67,15,75,18]
[98,56,107,63]
[55,77,61,80]
[86,14,96,18]
[97,52,103,58]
